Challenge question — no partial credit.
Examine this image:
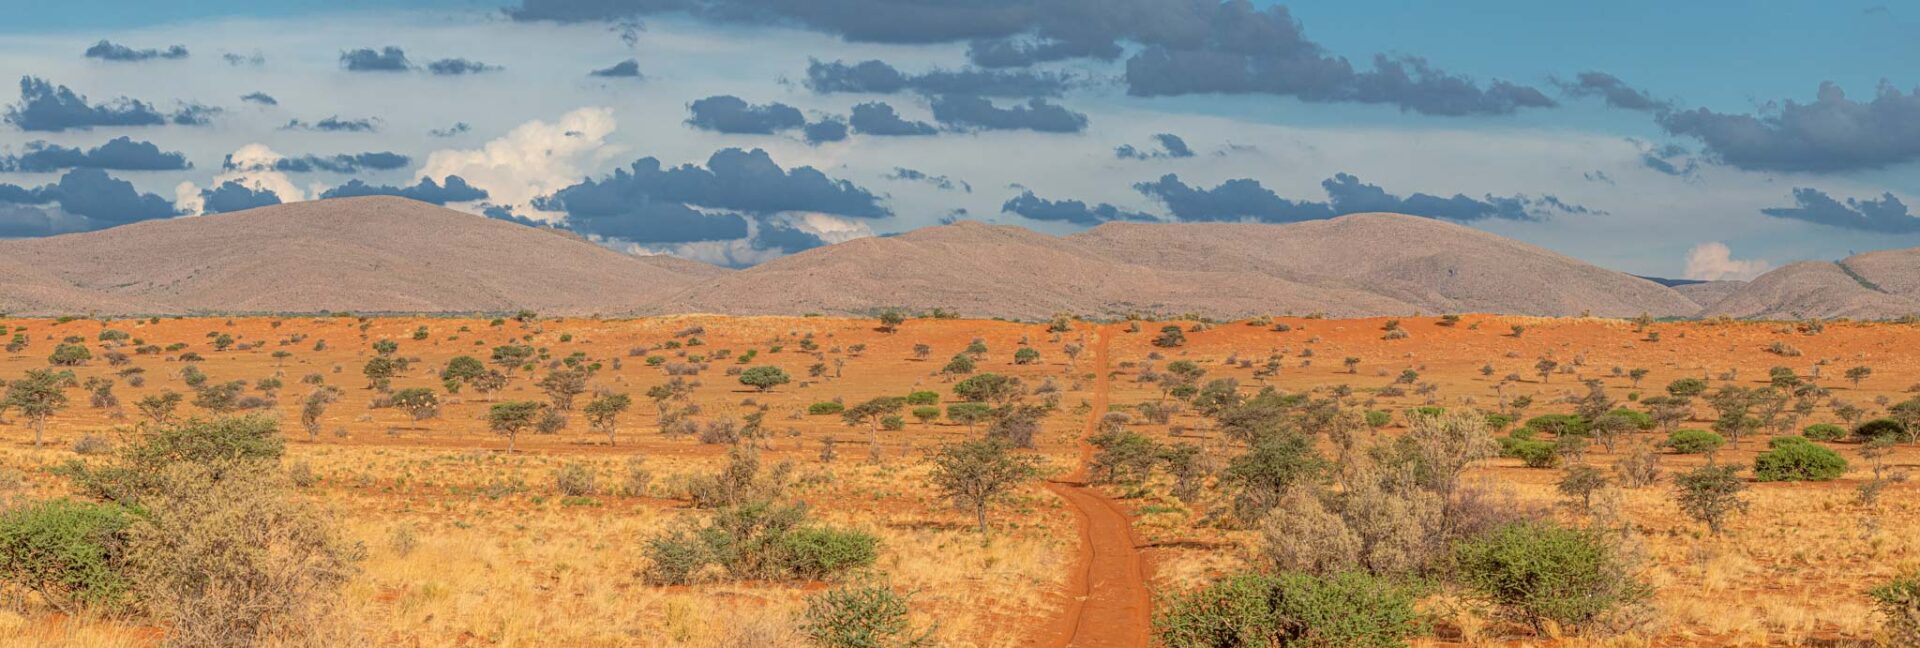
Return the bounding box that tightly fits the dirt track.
[1042,326,1152,647]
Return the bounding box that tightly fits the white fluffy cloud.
[418,107,622,220]
[1683,242,1771,281]
[173,143,313,216]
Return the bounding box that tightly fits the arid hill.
[0,196,714,315]
[7,196,1915,320]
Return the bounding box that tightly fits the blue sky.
[0,0,1915,277]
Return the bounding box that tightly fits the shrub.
[48,344,91,366]
[553,462,596,496]
[1524,414,1589,437]
[802,576,935,648]
[0,499,133,611]
[904,391,939,406]
[809,401,846,416]
[1663,429,1725,455]
[1606,408,1655,430]
[1507,439,1559,468]
[1363,410,1391,428]
[1752,438,1846,481]
[1868,570,1920,647]
[1854,418,1907,443]
[1154,571,1424,648]
[1452,520,1649,634]
[1802,423,1846,442]
[776,527,880,580]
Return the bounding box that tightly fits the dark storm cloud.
[503,1,1549,116]
[84,40,188,62]
[482,204,555,228]
[240,92,278,106]
[930,95,1086,133]
[340,46,411,72]
[568,199,749,244]
[199,180,283,214]
[283,116,379,132]
[1658,81,1920,173]
[535,148,889,228]
[223,151,410,174]
[1116,133,1195,160]
[685,95,806,134]
[427,58,501,75]
[590,59,643,78]
[1001,191,1153,225]
[886,167,969,192]
[1555,72,1667,111]
[1760,188,1919,233]
[0,137,190,172]
[0,168,178,227]
[320,175,488,205]
[751,221,829,253]
[804,59,1070,97]
[1132,173,1584,223]
[848,102,936,136]
[803,118,849,144]
[5,77,174,132]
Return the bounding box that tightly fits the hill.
[0,197,717,315]
[1703,253,1920,320]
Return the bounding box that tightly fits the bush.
[776,527,880,580]
[904,391,939,406]
[1664,429,1725,455]
[643,501,876,585]
[809,401,846,416]
[1154,571,1424,648]
[1507,439,1559,468]
[1363,410,1391,428]
[1606,408,1655,430]
[1802,423,1846,442]
[1854,418,1907,442]
[0,499,133,611]
[1524,414,1589,437]
[1452,520,1648,634]
[1752,438,1846,482]
[1869,571,1920,647]
[802,576,934,648]
[553,462,596,496]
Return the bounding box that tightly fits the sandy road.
[1040,326,1152,647]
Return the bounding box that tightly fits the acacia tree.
[301,387,340,441]
[843,396,906,454]
[6,369,70,447]
[390,387,441,423]
[877,310,906,333]
[738,366,791,392]
[584,391,633,446]
[538,368,590,411]
[927,438,1044,534]
[488,401,543,453]
[1673,464,1747,535]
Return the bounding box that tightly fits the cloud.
[804,59,1070,96]
[967,36,1121,68]
[930,95,1087,133]
[536,148,890,239]
[0,168,178,234]
[685,95,805,134]
[1639,143,1698,177]
[320,175,488,205]
[240,92,278,106]
[1132,173,1588,223]
[222,52,266,66]
[0,136,190,172]
[1659,81,1920,172]
[1683,242,1771,281]
[418,107,620,216]
[199,180,283,214]
[430,122,471,137]
[5,77,176,132]
[427,58,500,75]
[1759,187,1919,233]
[1001,191,1153,225]
[590,59,642,78]
[1556,72,1667,111]
[283,116,379,132]
[885,167,969,192]
[84,40,188,62]
[340,46,411,72]
[173,144,310,215]
[803,118,849,144]
[1116,133,1195,160]
[848,101,936,136]
[223,151,409,174]
[504,0,1035,43]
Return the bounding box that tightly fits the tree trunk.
[975,501,989,534]
[508,432,517,453]
[32,419,43,447]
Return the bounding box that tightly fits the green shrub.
[903,391,939,406]
[802,576,934,648]
[1802,423,1846,442]
[1868,570,1920,647]
[0,499,132,611]
[1525,414,1589,437]
[1507,439,1558,468]
[1154,571,1424,648]
[48,344,91,366]
[1753,439,1846,482]
[1452,520,1648,634]
[1606,408,1655,430]
[1364,410,1391,428]
[1664,429,1725,455]
[642,529,709,585]
[777,528,880,580]
[1854,418,1907,442]
[809,401,846,416]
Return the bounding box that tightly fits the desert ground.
[1,313,1917,646]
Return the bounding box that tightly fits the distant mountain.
[0,196,715,315]
[5,196,1910,321]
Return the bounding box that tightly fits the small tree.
[844,396,907,453]
[927,438,1043,533]
[1846,366,1873,387]
[300,387,339,441]
[7,369,71,446]
[537,368,590,411]
[136,391,183,424]
[488,401,543,453]
[1556,464,1608,512]
[441,355,486,385]
[48,344,91,366]
[941,354,975,377]
[389,387,440,422]
[1452,520,1649,634]
[584,391,632,445]
[1672,464,1747,535]
[1152,325,1187,348]
[877,309,906,333]
[738,366,791,392]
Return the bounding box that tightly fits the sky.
[0,1,1916,278]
